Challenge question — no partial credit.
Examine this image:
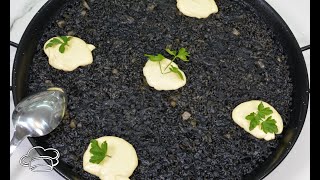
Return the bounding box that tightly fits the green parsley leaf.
[144,54,165,62]
[169,65,184,80]
[50,38,64,44]
[249,118,260,131]
[245,112,255,121]
[258,102,264,111]
[60,36,69,43]
[45,43,54,48]
[246,112,260,130]
[144,47,190,81]
[59,44,66,53]
[176,48,190,61]
[165,48,177,56]
[89,139,109,164]
[245,101,278,134]
[45,36,72,53]
[45,38,62,49]
[257,102,273,119]
[261,116,278,133]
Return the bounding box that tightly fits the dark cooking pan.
[11,0,309,179]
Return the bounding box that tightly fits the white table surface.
[10,0,310,179]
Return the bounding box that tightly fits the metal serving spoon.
[10,88,66,157]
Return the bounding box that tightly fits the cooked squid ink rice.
[27,0,293,179]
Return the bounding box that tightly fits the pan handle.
[10,41,18,48]
[301,45,310,51]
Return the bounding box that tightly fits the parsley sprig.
[245,102,278,134]
[45,36,72,53]
[169,66,184,80]
[144,47,189,80]
[89,139,111,164]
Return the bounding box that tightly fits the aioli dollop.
[44,36,95,71]
[143,58,186,90]
[232,100,283,141]
[83,136,138,180]
[176,0,218,19]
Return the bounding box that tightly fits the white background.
[10,0,310,179]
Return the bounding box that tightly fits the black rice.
[27,0,293,179]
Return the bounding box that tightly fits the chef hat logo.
[19,146,60,172]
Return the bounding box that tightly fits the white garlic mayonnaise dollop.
[143,58,186,90]
[44,36,95,71]
[232,100,283,141]
[83,136,138,180]
[176,0,218,19]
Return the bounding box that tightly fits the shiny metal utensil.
[10,88,66,157]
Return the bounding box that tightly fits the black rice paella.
[27,0,293,179]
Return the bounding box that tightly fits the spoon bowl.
[10,88,66,156]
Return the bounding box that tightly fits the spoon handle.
[10,132,26,157]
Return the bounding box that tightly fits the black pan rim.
[12,0,309,179]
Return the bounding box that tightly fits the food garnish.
[83,136,138,180]
[43,36,95,71]
[245,102,278,133]
[232,100,283,141]
[260,116,278,134]
[45,36,72,53]
[89,139,111,164]
[144,47,189,80]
